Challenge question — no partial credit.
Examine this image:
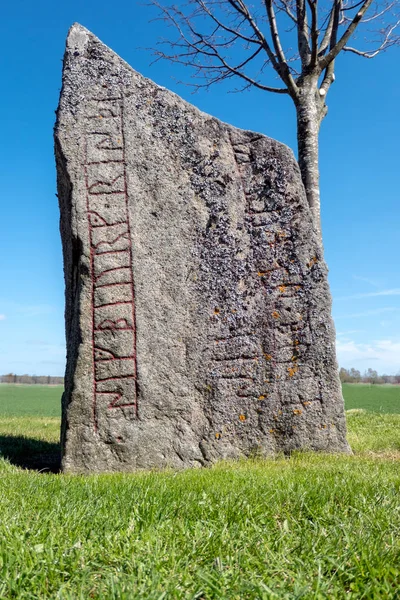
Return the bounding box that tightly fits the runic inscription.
[84,96,137,427]
[207,143,307,413]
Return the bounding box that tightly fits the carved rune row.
[84,96,138,426]
[208,144,305,406]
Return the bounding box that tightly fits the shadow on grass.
[0,435,61,473]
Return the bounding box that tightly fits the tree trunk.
[295,83,326,243]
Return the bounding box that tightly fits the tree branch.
[225,0,282,73]
[264,0,290,66]
[359,3,397,23]
[276,0,298,25]
[307,0,319,67]
[340,0,366,11]
[151,2,289,94]
[319,0,374,69]
[319,0,342,95]
[195,0,262,46]
[343,18,400,57]
[296,0,311,65]
[318,2,336,55]
[264,0,298,94]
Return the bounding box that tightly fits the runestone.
[55,23,350,472]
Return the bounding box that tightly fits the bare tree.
[150,0,400,240]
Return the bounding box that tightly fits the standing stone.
[55,23,350,472]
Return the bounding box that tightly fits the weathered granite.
[55,23,350,473]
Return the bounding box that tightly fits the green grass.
[0,384,399,598]
[346,411,400,455]
[0,384,62,417]
[0,456,399,599]
[0,417,60,472]
[342,382,400,414]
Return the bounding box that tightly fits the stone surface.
[55,23,350,473]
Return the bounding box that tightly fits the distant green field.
[0,383,398,418]
[0,384,62,417]
[342,383,400,414]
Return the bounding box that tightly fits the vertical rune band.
[84,96,138,429]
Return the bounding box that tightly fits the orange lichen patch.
[303,401,311,406]
[278,231,287,238]
[295,285,301,291]
[258,395,265,400]
[264,354,272,361]
[278,285,286,293]
[321,424,327,429]
[294,340,300,346]
[293,409,302,415]
[307,256,318,268]
[215,432,221,439]
[269,429,275,433]
[239,414,246,422]
[278,410,282,415]
[272,311,280,319]
[258,271,268,277]
[291,355,297,362]
[276,374,281,379]
[288,366,298,377]
[214,307,220,315]
[98,115,103,119]
[231,309,237,313]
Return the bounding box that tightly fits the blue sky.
[0,1,399,376]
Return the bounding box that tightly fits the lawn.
[0,384,399,598]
